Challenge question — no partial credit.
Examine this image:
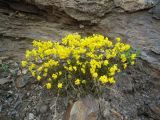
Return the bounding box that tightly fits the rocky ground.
[0,1,160,120]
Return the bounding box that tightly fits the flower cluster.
[21,33,137,97]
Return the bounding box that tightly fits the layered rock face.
[1,0,159,23]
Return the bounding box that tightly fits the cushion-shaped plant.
[21,33,137,98]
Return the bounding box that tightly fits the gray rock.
[141,51,160,70]
[150,2,160,19]
[22,69,28,75]
[39,104,48,113]
[64,95,99,120]
[151,47,160,54]
[0,56,9,61]
[0,78,12,85]
[61,0,114,23]
[0,104,2,112]
[8,110,19,118]
[9,68,18,75]
[23,0,114,23]
[1,0,40,14]
[28,113,35,120]
[15,75,31,88]
[117,73,133,93]
[139,101,160,120]
[3,0,158,23]
[114,0,159,12]
[98,99,111,119]
[149,104,160,115]
[36,103,48,113]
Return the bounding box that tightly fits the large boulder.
[24,0,114,23]
[60,0,114,23]
[0,0,159,23]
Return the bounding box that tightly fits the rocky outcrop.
[0,0,159,23]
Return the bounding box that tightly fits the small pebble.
[40,104,48,113]
[29,113,34,120]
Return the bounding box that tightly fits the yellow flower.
[48,78,52,81]
[67,60,71,64]
[104,60,109,66]
[73,66,77,71]
[37,76,41,81]
[116,37,121,42]
[37,67,43,72]
[21,61,28,67]
[43,73,47,77]
[123,63,127,69]
[99,75,108,84]
[57,46,71,59]
[125,44,131,51]
[64,66,68,70]
[52,74,57,79]
[43,62,49,68]
[76,60,82,65]
[28,63,36,71]
[46,83,52,89]
[81,68,86,74]
[106,50,111,59]
[48,60,59,66]
[131,54,136,60]
[86,52,95,58]
[131,61,135,65]
[107,41,113,47]
[58,83,63,89]
[31,71,36,77]
[111,48,117,57]
[75,79,81,85]
[108,77,115,84]
[92,72,98,78]
[97,54,103,59]
[120,54,127,63]
[109,64,118,76]
[59,71,62,75]
[31,49,37,57]
[25,50,31,59]
[68,66,73,71]
[117,69,121,73]
[44,68,48,72]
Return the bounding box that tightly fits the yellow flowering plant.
[21,33,138,98]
